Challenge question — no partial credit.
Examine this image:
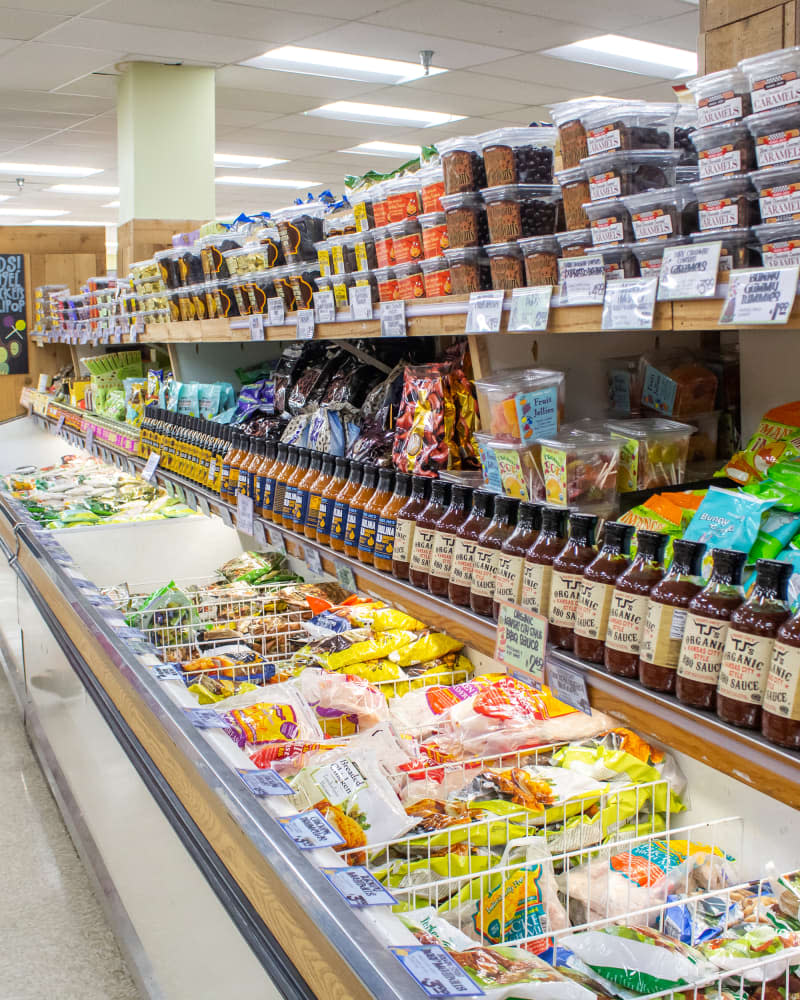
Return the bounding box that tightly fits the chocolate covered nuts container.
[482,184,561,243]
[478,126,557,186]
[519,235,559,286]
[556,167,590,231]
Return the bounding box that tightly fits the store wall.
[700,0,800,71]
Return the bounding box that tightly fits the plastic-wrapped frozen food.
[217,681,322,749]
[299,668,389,731]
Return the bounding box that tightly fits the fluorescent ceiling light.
[307,101,464,128]
[102,200,120,208]
[0,207,69,217]
[215,175,319,188]
[244,46,446,85]
[342,141,422,157]
[47,183,119,195]
[0,162,101,178]
[542,34,697,78]
[28,219,108,226]
[214,153,287,168]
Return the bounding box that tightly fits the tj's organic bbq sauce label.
[520,562,551,616]
[764,641,800,720]
[640,602,687,668]
[494,553,525,605]
[430,532,457,579]
[574,580,614,640]
[717,630,776,704]
[450,539,478,587]
[392,518,415,563]
[677,614,730,683]
[548,571,583,628]
[605,592,650,653]
[471,545,498,596]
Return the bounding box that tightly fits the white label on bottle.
[605,591,650,654]
[429,532,457,580]
[520,562,551,617]
[640,600,685,669]
[764,641,800,721]
[574,579,614,640]
[548,571,584,628]
[449,538,478,587]
[392,518,415,564]
[409,527,436,574]
[470,545,498,597]
[718,629,776,704]
[677,613,730,683]
[494,553,525,606]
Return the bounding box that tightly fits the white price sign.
[253,518,268,547]
[304,545,323,575]
[55,414,65,435]
[719,265,800,325]
[547,657,591,714]
[141,451,160,482]
[84,426,95,454]
[508,285,552,331]
[236,493,255,536]
[380,299,406,338]
[152,664,181,682]
[466,289,504,333]
[237,768,292,797]
[129,320,138,343]
[277,810,345,850]
[219,505,234,528]
[602,277,659,330]
[296,309,315,341]
[658,242,721,300]
[313,289,336,324]
[183,489,197,511]
[268,527,286,553]
[349,284,374,321]
[197,494,211,518]
[249,313,265,341]
[321,866,397,907]
[558,254,606,305]
[186,707,228,729]
[267,296,285,327]
[390,946,483,997]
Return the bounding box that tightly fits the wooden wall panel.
[701,0,798,73]
[117,218,203,277]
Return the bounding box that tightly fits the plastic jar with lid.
[418,212,449,259]
[550,98,614,168]
[289,263,320,310]
[328,234,357,275]
[253,226,284,267]
[675,547,746,707]
[443,247,491,294]
[739,46,800,113]
[441,191,489,248]
[409,480,452,589]
[448,489,495,607]
[203,280,222,319]
[691,123,755,179]
[483,184,562,242]
[249,270,276,313]
[582,150,683,204]
[439,136,487,194]
[604,417,694,492]
[370,181,390,227]
[392,476,431,580]
[243,242,272,274]
[177,286,196,321]
[350,269,379,305]
[556,167,590,231]
[429,485,473,597]
[593,243,639,280]
[329,272,354,308]
[688,68,752,127]
[690,227,752,271]
[385,175,422,222]
[479,126,557,186]
[548,512,598,651]
[154,248,183,289]
[275,202,326,262]
[574,521,635,664]
[388,219,423,264]
[582,102,678,157]
[189,283,207,320]
[745,107,800,169]
[419,257,452,298]
[474,368,565,441]
[395,262,425,301]
[197,233,243,281]
[537,430,622,513]
[750,164,800,224]
[751,220,800,267]
[222,246,254,278]
[486,241,525,291]
[622,185,697,241]
[417,164,445,213]
[352,231,377,271]
[215,278,237,317]
[583,198,633,246]
[717,558,793,730]
[763,601,800,749]
[374,266,399,302]
[372,226,395,268]
[556,229,594,258]
[519,235,559,286]
[689,175,757,232]
[470,495,519,617]
[350,188,375,232]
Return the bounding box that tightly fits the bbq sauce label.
[677,613,730,683]
[640,601,686,668]
[764,641,800,720]
[520,562,551,616]
[605,592,649,653]
[471,545,498,597]
[430,532,457,579]
[409,527,436,573]
[494,554,524,605]
[449,539,478,586]
[574,580,614,640]
[392,518,415,563]
[718,630,776,704]
[548,571,583,628]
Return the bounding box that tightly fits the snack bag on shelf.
[722,402,800,485]
[392,363,460,476]
[682,487,776,572]
[700,924,800,982]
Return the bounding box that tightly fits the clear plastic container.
[677,165,700,184]
[595,243,639,279]
[486,241,525,290]
[438,136,486,194]
[222,245,256,278]
[691,122,755,178]
[478,126,557,186]
[583,197,633,246]
[349,188,375,232]
[351,230,377,271]
[639,353,719,418]
[688,68,752,127]
[690,226,752,270]
[274,202,327,262]
[153,248,183,289]
[253,226,284,267]
[536,430,622,509]
[549,98,620,167]
[745,107,800,168]
[419,256,452,297]
[324,210,355,237]
[326,271,352,308]
[689,410,721,462]
[327,234,356,275]
[315,239,332,277]
[739,46,800,114]
[288,261,320,309]
[690,175,757,231]
[581,149,682,201]
[519,234,559,286]
[197,233,244,280]
[417,164,445,213]
[372,225,395,268]
[474,368,565,441]
[675,105,698,165]
[556,228,594,257]
[371,180,390,227]
[632,236,689,273]
[387,219,423,264]
[474,432,541,499]
[418,211,449,259]
[605,355,643,416]
[750,164,800,223]
[605,417,694,491]
[374,266,398,302]
[482,183,561,242]
[555,166,590,231]
[443,247,491,294]
[440,191,488,248]
[394,261,425,300]
[351,268,379,304]
[582,102,678,157]
[622,185,697,241]
[384,175,422,223]
[751,220,800,267]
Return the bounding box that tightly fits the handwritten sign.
[466,290,504,333]
[0,254,28,375]
[494,601,547,687]
[719,266,800,325]
[602,277,658,330]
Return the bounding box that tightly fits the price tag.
[182,489,197,511]
[296,309,315,341]
[602,277,658,330]
[237,768,293,797]
[641,362,678,415]
[719,265,800,325]
[236,493,255,536]
[350,284,374,321]
[380,299,406,338]
[186,707,227,729]
[111,325,122,344]
[508,286,552,331]
[152,664,181,682]
[267,296,285,327]
[321,866,397,907]
[219,505,234,528]
[249,313,265,341]
[197,494,211,518]
[658,242,721,300]
[268,527,286,554]
[466,290,504,333]
[313,290,336,324]
[558,255,606,306]
[336,562,357,593]
[253,519,268,546]
[84,426,95,454]
[207,459,217,486]
[55,414,65,435]
[305,545,323,575]
[129,321,138,343]
[141,452,160,482]
[494,601,547,688]
[277,810,346,850]
[390,946,483,997]
[547,658,591,714]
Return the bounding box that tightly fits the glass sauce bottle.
[272,445,298,528]
[429,485,473,597]
[220,430,242,504]
[676,548,746,709]
[639,539,706,693]
[574,521,634,664]
[605,530,668,678]
[344,464,379,559]
[548,513,598,651]
[470,496,519,618]
[358,467,394,565]
[284,447,310,531]
[374,472,411,573]
[392,477,431,580]
[254,440,277,518]
[293,450,321,532]
[493,502,542,620]
[519,506,569,618]
[263,443,288,522]
[717,558,792,730]
[317,458,348,548]
[330,461,362,553]
[448,490,494,607]
[409,481,452,589]
[306,454,335,539]
[763,601,800,749]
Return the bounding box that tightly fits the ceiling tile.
[619,11,699,50]
[472,0,691,31]
[361,83,524,117]
[215,107,277,127]
[214,66,375,99]
[262,113,408,142]
[54,72,119,98]
[216,0,404,18]
[403,70,567,106]
[608,79,686,101]
[0,109,92,129]
[0,89,113,114]
[0,43,122,91]
[472,52,665,93]
[0,8,69,40]
[13,0,99,12]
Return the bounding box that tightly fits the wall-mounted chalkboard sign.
[0,254,27,376]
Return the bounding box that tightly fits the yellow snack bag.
[389,632,464,667]
[325,629,421,671]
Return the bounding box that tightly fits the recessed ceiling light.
[214,176,320,188]
[47,183,120,195]
[214,153,288,168]
[102,200,120,208]
[541,34,697,78]
[0,162,102,178]
[0,207,69,217]
[342,141,422,157]
[28,219,109,226]
[307,102,464,128]
[243,46,446,85]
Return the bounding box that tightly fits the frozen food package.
[299,668,390,731]
[219,681,323,749]
[445,943,599,1000]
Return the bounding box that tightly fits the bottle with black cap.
[471,495,519,617]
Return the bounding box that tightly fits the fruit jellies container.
[478,126,557,185]
[394,262,425,301]
[372,226,395,268]
[475,368,565,441]
[370,180,390,227]
[687,67,752,127]
[583,197,633,246]
[690,122,755,179]
[440,191,488,248]
[537,430,622,510]
[750,164,800,223]
[384,175,422,223]
[387,219,423,264]
[438,136,486,194]
[582,149,682,202]
[581,102,678,157]
[605,417,694,491]
[474,432,541,500]
[689,175,757,231]
[739,45,800,114]
[752,220,800,267]
[443,247,491,294]
[622,185,698,242]
[482,183,561,242]
[745,106,800,169]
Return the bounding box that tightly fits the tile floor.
[0,668,141,1000]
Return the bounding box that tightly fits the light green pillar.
[117,62,215,224]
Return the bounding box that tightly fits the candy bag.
[722,402,800,485]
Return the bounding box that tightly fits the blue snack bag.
[683,487,776,575]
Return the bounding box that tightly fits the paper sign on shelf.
[601,277,658,330]
[336,561,357,593]
[547,657,591,714]
[719,265,800,325]
[313,289,336,324]
[658,241,721,300]
[466,290,504,333]
[296,309,315,341]
[390,946,484,998]
[277,810,345,850]
[249,313,265,341]
[152,664,181,682]
[267,296,285,327]
[380,299,406,338]
[558,255,605,305]
[141,452,160,482]
[186,707,228,729]
[236,493,255,536]
[268,527,286,554]
[350,284,374,321]
[494,601,547,688]
[237,768,292,797]
[183,489,197,511]
[55,414,65,434]
[321,867,397,907]
[219,505,234,528]
[84,426,95,454]
[197,494,211,518]
[508,285,552,331]
[304,545,323,575]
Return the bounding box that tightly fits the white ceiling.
[0,0,698,226]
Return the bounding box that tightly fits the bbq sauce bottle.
[763,598,800,749]
[392,476,431,580]
[470,496,519,618]
[574,521,634,664]
[676,548,746,709]
[448,489,494,607]
[429,485,473,597]
[493,502,543,619]
[548,513,598,652]
[409,481,452,589]
[519,506,569,617]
